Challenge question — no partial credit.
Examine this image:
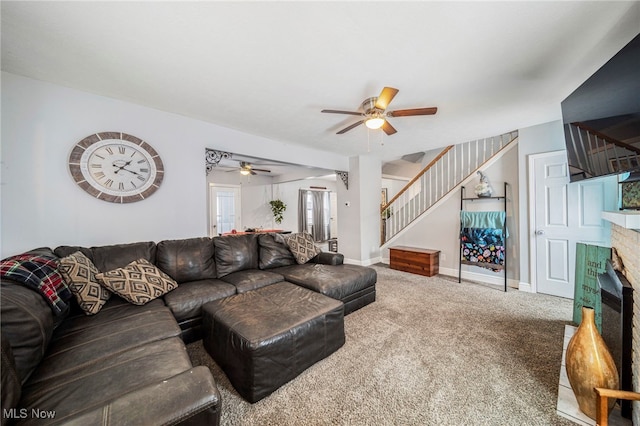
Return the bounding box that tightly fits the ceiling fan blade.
[374,87,399,110]
[337,120,365,134]
[381,120,397,136]
[387,107,438,117]
[252,168,271,173]
[321,109,363,116]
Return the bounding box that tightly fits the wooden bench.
[389,246,440,277]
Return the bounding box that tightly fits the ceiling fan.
[238,161,271,176]
[321,87,437,135]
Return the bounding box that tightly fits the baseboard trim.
[518,281,533,293]
[377,261,518,288]
[344,256,382,267]
[439,266,518,289]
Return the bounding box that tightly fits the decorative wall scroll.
[336,170,349,190]
[205,149,232,175]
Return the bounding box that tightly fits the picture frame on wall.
[620,176,640,210]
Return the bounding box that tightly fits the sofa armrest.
[311,252,344,265]
[62,367,221,426]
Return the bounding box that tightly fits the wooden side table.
[389,246,440,277]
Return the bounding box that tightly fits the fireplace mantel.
[602,211,640,230]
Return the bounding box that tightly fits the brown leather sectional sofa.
[1,233,376,425]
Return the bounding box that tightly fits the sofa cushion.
[19,337,193,424]
[258,233,296,269]
[54,245,94,262]
[156,237,216,283]
[213,234,259,277]
[26,298,180,384]
[219,269,285,293]
[96,259,178,306]
[54,366,221,426]
[58,251,111,315]
[0,281,55,385]
[274,263,377,301]
[286,232,322,264]
[90,241,157,272]
[163,279,236,322]
[1,331,21,415]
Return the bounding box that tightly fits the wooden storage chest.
[389,246,440,277]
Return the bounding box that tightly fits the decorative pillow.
[59,251,111,315]
[286,232,322,264]
[96,259,178,306]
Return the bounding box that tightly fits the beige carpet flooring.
[187,265,577,425]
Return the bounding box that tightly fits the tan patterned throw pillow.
[286,232,322,264]
[59,251,111,315]
[96,258,178,305]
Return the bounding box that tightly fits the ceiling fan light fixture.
[365,117,385,130]
[240,168,251,176]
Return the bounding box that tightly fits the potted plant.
[269,199,286,224]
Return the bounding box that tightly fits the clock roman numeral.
[137,175,146,182]
[95,154,105,160]
[118,146,126,154]
[119,182,124,190]
[93,171,106,180]
[105,147,114,155]
[104,179,114,188]
[130,181,137,188]
[140,168,149,173]
[137,159,146,164]
[90,163,102,168]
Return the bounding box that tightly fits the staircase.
[380,130,518,245]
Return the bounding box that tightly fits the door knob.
[535,230,545,235]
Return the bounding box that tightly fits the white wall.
[0,73,348,257]
[382,177,409,202]
[338,155,382,265]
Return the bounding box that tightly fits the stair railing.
[380,130,518,245]
[566,122,640,179]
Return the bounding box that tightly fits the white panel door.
[209,184,241,236]
[533,152,615,298]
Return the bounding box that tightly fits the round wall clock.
[69,132,164,203]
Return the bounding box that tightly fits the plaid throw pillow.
[59,251,111,315]
[286,232,321,264]
[0,253,71,316]
[96,259,178,306]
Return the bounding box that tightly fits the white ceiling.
[2,1,639,164]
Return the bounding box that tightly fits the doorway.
[529,151,616,298]
[209,184,241,236]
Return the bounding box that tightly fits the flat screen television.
[561,33,640,182]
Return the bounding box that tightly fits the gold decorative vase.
[565,306,619,420]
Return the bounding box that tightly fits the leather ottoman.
[202,281,345,403]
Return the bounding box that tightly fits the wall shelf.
[459,182,508,292]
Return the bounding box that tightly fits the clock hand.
[121,167,142,176]
[113,160,133,174]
